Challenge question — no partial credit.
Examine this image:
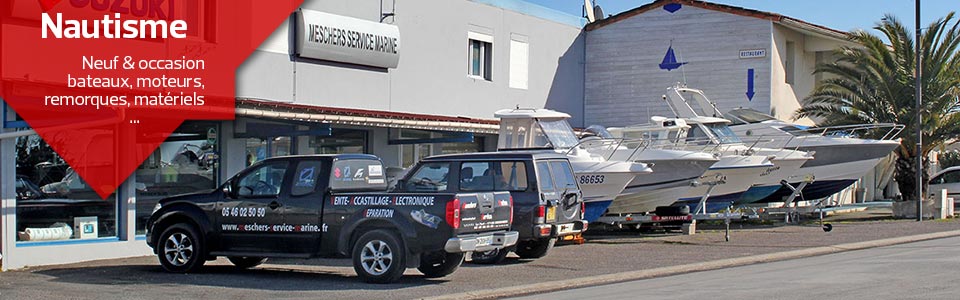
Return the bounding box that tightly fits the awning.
[236,98,501,134]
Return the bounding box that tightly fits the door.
[219,161,290,252]
[548,160,583,224]
[535,161,560,223]
[281,159,327,254]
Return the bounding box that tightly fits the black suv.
[396,151,586,263]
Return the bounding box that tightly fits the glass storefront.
[306,128,366,154]
[14,134,117,242]
[135,122,220,235]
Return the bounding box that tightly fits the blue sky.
[526,0,960,33]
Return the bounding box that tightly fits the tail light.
[446,198,461,229]
[581,202,586,218]
[508,196,514,224]
[536,205,545,224]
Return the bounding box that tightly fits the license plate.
[558,223,575,234]
[546,206,556,221]
[476,235,493,247]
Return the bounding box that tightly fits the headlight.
[152,203,162,214]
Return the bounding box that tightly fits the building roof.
[584,0,849,41]
[236,98,501,134]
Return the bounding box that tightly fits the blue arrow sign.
[746,68,755,101]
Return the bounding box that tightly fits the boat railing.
[566,138,635,161]
[799,123,905,140]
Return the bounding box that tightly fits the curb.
[422,229,960,300]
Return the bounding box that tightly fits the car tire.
[352,229,407,283]
[469,248,509,264]
[157,223,206,273]
[417,252,464,278]
[227,256,267,269]
[515,238,555,259]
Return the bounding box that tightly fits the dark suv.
[397,151,586,263]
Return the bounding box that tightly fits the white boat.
[495,108,652,222]
[584,124,718,215]
[724,107,902,202]
[608,117,781,213]
[654,85,815,207]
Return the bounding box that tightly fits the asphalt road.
[1,213,958,300]
[512,235,960,300]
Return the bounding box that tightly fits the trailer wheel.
[417,251,464,278]
[515,238,555,259]
[352,229,406,283]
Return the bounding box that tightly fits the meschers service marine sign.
[296,9,401,69]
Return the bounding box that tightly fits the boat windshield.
[498,118,579,149]
[707,123,742,144]
[726,108,776,125]
[539,119,580,149]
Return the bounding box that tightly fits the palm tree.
[796,13,960,201]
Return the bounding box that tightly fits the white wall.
[584,5,772,127]
[237,0,586,125]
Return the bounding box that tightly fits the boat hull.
[607,158,714,214]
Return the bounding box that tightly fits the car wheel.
[352,229,406,283]
[469,248,509,264]
[157,223,205,273]
[227,256,267,269]
[417,252,464,278]
[515,238,555,259]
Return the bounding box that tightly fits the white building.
[582,0,853,127]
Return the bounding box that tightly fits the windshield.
[539,120,580,149]
[706,123,742,144]
[726,108,776,125]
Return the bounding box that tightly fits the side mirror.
[222,179,236,199]
[396,179,407,190]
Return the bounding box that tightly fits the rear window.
[404,162,451,192]
[329,159,387,191]
[549,161,578,190]
[459,161,529,192]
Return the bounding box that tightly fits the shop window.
[307,129,367,154]
[245,136,292,166]
[441,138,483,154]
[15,134,117,242]
[401,144,433,168]
[468,35,493,80]
[135,122,220,235]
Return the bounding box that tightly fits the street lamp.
[915,0,923,222]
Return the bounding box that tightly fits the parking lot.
[2,209,959,300]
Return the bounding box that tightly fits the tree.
[795,13,960,201]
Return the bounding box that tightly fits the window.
[549,161,578,190]
[329,159,387,191]
[459,161,528,192]
[136,122,219,234]
[536,162,555,192]
[509,37,528,89]
[307,129,367,154]
[236,162,288,197]
[401,144,433,168]
[785,41,795,84]
[15,134,117,242]
[404,162,450,192]
[291,160,323,196]
[468,37,492,80]
[933,171,960,184]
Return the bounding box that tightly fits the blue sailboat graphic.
[658,43,687,71]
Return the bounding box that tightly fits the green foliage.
[938,151,960,169]
[795,13,960,200]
